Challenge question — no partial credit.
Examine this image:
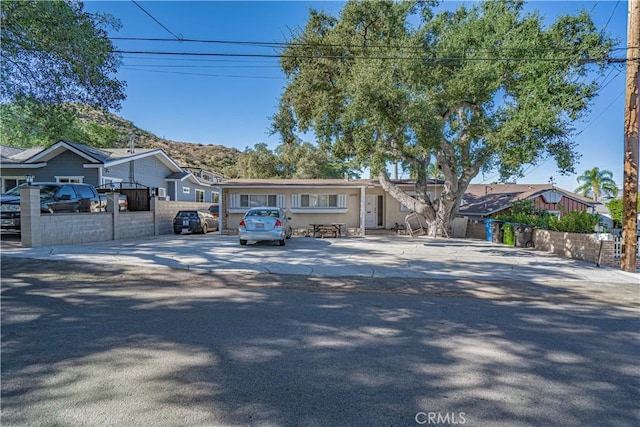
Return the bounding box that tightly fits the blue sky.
[83,1,629,192]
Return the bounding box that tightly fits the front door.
[365,195,379,228]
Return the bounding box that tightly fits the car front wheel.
[239,239,247,246]
[202,224,208,234]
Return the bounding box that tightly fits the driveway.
[1,233,637,285]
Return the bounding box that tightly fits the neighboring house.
[0,141,221,203]
[459,183,596,219]
[593,202,615,230]
[218,178,441,234]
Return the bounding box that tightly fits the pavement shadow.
[1,258,638,426]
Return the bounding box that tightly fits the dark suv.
[0,182,104,230]
[173,210,218,235]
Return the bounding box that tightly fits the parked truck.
[0,182,127,230]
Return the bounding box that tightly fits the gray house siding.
[173,180,213,203]
[1,167,44,192]
[43,151,100,185]
[123,156,172,189]
[104,156,173,192]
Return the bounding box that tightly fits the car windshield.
[3,184,59,200]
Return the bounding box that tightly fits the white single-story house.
[218,178,443,235]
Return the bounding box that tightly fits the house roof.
[218,178,434,188]
[12,140,183,173]
[1,145,46,163]
[459,183,595,215]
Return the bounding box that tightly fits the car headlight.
[0,204,20,212]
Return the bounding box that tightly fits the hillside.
[71,104,242,178]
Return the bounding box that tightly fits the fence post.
[151,196,160,236]
[106,193,120,241]
[20,186,42,248]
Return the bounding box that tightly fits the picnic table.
[309,223,345,238]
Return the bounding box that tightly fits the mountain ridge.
[71,104,242,178]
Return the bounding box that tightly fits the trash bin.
[502,223,515,246]
[491,221,504,244]
[484,219,494,242]
[514,224,534,248]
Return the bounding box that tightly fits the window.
[75,185,95,199]
[212,192,220,203]
[55,176,83,183]
[2,178,27,193]
[183,187,191,194]
[300,194,338,208]
[240,194,277,208]
[290,193,347,211]
[57,185,77,200]
[195,189,204,203]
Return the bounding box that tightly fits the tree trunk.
[378,170,463,237]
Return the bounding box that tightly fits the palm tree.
[574,167,619,202]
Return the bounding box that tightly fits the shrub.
[547,210,599,233]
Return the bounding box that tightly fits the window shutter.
[277,193,286,208]
[230,193,240,208]
[338,193,347,208]
[291,193,300,208]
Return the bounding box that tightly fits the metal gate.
[97,182,150,211]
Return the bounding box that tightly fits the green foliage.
[495,198,598,233]
[606,198,640,228]
[0,100,76,147]
[606,198,623,227]
[547,210,599,234]
[275,0,614,233]
[574,167,619,201]
[495,199,552,228]
[1,0,125,109]
[0,100,119,148]
[235,141,352,179]
[236,143,279,179]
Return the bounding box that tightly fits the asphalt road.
[2,256,638,427]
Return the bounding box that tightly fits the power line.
[122,63,281,69]
[110,36,639,55]
[601,0,621,35]
[120,66,282,80]
[113,49,630,63]
[130,1,182,41]
[576,88,625,135]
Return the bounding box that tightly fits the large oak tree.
[274,0,614,235]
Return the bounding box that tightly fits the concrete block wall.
[19,188,217,248]
[37,212,113,246]
[532,229,600,264]
[116,212,155,240]
[597,240,616,268]
[466,220,487,240]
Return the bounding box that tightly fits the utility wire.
[110,36,638,55]
[113,49,630,63]
[601,0,621,35]
[120,66,281,79]
[131,1,183,41]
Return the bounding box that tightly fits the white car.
[238,207,292,246]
